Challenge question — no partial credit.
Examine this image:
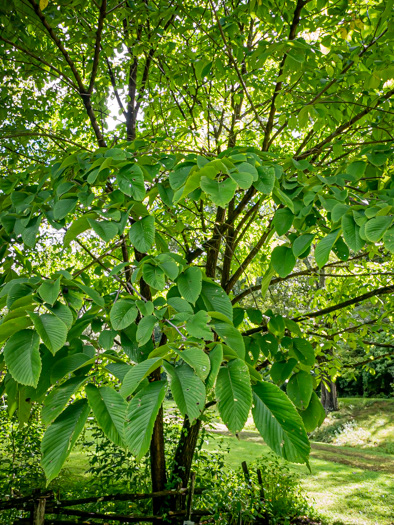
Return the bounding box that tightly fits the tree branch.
[88,0,107,94]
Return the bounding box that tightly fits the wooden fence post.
[29,490,46,525]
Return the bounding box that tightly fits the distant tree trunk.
[321,380,339,412]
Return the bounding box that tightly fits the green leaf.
[163,362,205,422]
[383,227,394,252]
[64,215,94,246]
[88,219,118,242]
[28,312,68,355]
[292,234,314,258]
[46,302,73,330]
[299,392,326,432]
[0,317,32,343]
[201,281,233,322]
[287,371,313,410]
[346,161,366,178]
[129,216,155,253]
[211,321,245,359]
[50,353,93,383]
[4,329,41,387]
[110,300,138,331]
[216,359,252,433]
[38,278,61,306]
[271,246,296,278]
[314,229,340,268]
[206,344,223,390]
[41,399,90,483]
[291,338,315,366]
[53,198,77,221]
[42,377,87,425]
[200,177,237,207]
[342,214,365,252]
[273,208,294,236]
[331,204,349,224]
[176,347,211,380]
[86,384,127,447]
[22,215,41,248]
[75,283,105,307]
[229,170,253,189]
[120,357,163,398]
[117,164,145,200]
[143,264,166,290]
[254,166,275,194]
[252,381,310,463]
[124,381,166,460]
[364,216,392,242]
[185,311,213,340]
[270,359,297,385]
[177,267,202,304]
[136,315,156,346]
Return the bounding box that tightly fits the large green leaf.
[110,300,138,330]
[177,267,202,304]
[46,301,74,330]
[200,281,233,322]
[120,357,163,398]
[38,277,61,306]
[185,311,214,340]
[50,353,93,383]
[175,347,211,380]
[292,234,314,258]
[42,376,87,425]
[211,321,245,359]
[142,264,166,290]
[364,216,392,242]
[216,359,252,433]
[63,216,92,246]
[291,338,315,366]
[163,362,205,422]
[254,166,275,194]
[314,229,341,268]
[28,312,68,355]
[117,164,145,200]
[53,198,77,220]
[270,358,297,385]
[287,371,313,410]
[41,399,90,483]
[88,219,118,242]
[136,315,157,346]
[342,214,365,252]
[200,176,237,207]
[129,216,155,253]
[4,329,41,387]
[299,392,326,432]
[0,316,32,343]
[124,380,166,460]
[86,384,127,446]
[271,246,296,278]
[273,208,293,236]
[252,382,310,463]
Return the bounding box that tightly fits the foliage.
[0,0,394,496]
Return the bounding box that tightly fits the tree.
[1,0,394,516]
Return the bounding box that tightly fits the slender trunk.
[170,417,202,512]
[321,380,338,412]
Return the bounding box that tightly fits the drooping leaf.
[124,381,166,460]
[185,311,213,340]
[41,399,90,483]
[129,216,155,253]
[211,321,245,359]
[163,362,205,422]
[38,278,61,306]
[110,300,138,331]
[314,229,340,268]
[342,214,365,252]
[216,359,252,433]
[75,283,105,307]
[200,281,233,322]
[273,208,293,236]
[143,264,166,290]
[120,357,163,398]
[175,347,211,380]
[364,216,392,242]
[252,381,310,463]
[4,330,41,387]
[86,384,127,447]
[206,344,223,390]
[42,376,87,425]
[200,176,237,207]
[271,246,296,278]
[136,315,157,346]
[291,338,315,366]
[177,267,202,304]
[287,371,314,410]
[299,392,326,432]
[88,219,118,242]
[270,358,297,385]
[29,312,68,355]
[50,353,93,383]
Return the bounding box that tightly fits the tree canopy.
[0,0,394,496]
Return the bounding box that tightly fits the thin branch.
[88,0,107,94]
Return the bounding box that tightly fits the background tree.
[1,0,394,516]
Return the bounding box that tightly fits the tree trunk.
[170,417,202,512]
[321,380,338,412]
